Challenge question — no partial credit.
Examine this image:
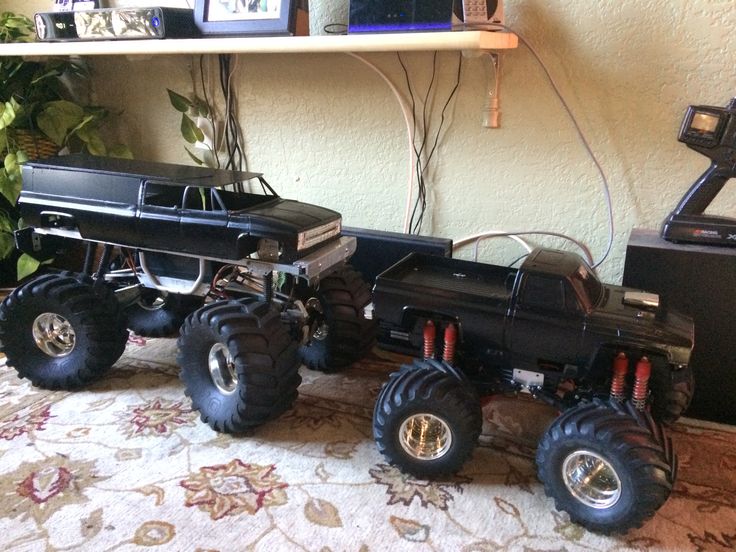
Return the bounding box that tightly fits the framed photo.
[53,0,99,12]
[194,0,296,36]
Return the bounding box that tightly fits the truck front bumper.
[292,236,357,283]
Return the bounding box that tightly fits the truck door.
[509,274,585,370]
[137,180,182,251]
[178,186,230,259]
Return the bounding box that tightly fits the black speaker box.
[342,227,452,285]
[623,228,736,424]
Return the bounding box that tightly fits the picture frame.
[194,0,296,36]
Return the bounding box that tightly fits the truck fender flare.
[590,344,668,373]
[406,357,475,394]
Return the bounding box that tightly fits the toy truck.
[0,155,375,432]
[369,248,694,533]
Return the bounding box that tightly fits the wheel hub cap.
[208,343,238,395]
[562,449,622,509]
[399,413,453,460]
[32,313,76,358]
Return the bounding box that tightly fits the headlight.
[297,219,341,251]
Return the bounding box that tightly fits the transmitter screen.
[690,111,720,136]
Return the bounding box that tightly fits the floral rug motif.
[1,337,735,551]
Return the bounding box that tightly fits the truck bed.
[377,253,516,302]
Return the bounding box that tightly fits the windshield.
[574,262,603,307]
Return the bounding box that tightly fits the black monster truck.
[0,155,375,433]
[369,248,694,533]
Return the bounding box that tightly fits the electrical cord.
[219,54,248,182]
[471,232,533,261]
[346,50,460,235]
[346,52,418,233]
[396,52,425,234]
[508,252,530,268]
[197,55,221,169]
[417,53,463,234]
[454,22,614,268]
[455,230,595,266]
[398,52,463,234]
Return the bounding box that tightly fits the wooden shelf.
[0,31,517,57]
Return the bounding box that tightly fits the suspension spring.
[610,352,629,402]
[443,323,457,365]
[632,356,652,411]
[423,320,436,360]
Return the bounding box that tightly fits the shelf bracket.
[481,51,502,129]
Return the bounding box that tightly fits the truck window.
[563,281,582,312]
[142,182,182,209]
[520,275,564,310]
[574,264,603,306]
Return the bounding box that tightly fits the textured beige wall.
[4,0,735,282]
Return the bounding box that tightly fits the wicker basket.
[11,129,59,159]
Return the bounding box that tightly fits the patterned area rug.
[1,337,735,552]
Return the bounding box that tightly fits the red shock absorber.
[423,320,436,360]
[632,356,652,411]
[610,352,629,402]
[443,323,457,365]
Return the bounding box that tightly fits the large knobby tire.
[298,266,376,373]
[536,400,676,534]
[125,289,204,338]
[373,360,482,477]
[177,299,301,433]
[0,273,129,389]
[649,364,694,425]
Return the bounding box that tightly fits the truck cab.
[508,248,604,372]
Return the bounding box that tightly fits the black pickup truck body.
[18,155,344,266]
[373,249,694,397]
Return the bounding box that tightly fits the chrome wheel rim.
[208,343,238,395]
[562,449,622,509]
[399,413,453,460]
[32,313,76,357]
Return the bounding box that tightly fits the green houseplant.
[0,11,131,282]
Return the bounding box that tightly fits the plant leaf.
[0,214,14,233]
[0,169,21,205]
[184,147,204,165]
[17,253,40,281]
[180,114,204,144]
[37,101,85,146]
[67,114,97,138]
[0,232,14,259]
[108,144,134,159]
[0,101,16,130]
[192,96,210,117]
[167,89,193,113]
[4,153,17,174]
[78,129,107,156]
